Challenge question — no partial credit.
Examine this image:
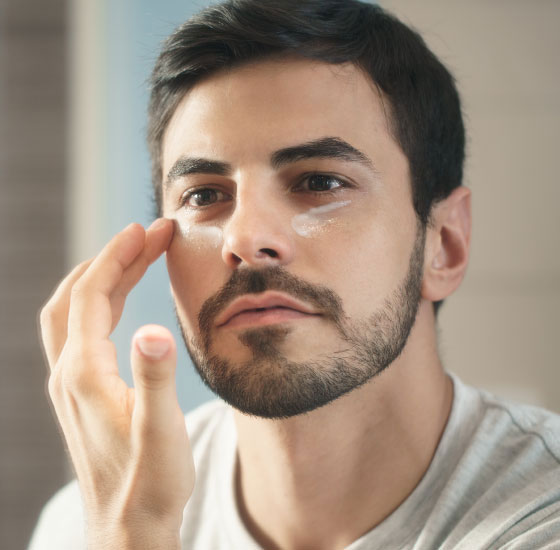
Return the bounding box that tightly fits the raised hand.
[39,219,194,550]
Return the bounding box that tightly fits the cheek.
[166,225,225,334]
[174,214,224,249]
[291,200,352,237]
[299,218,412,317]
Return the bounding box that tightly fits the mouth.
[215,291,320,329]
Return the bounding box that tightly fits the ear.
[422,186,471,303]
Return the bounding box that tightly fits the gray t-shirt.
[29,374,560,549]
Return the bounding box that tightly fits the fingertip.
[131,326,177,390]
[133,325,176,360]
[160,218,175,245]
[147,217,175,236]
[126,221,145,234]
[147,218,168,232]
[121,222,146,252]
[136,337,170,360]
[145,219,175,259]
[165,219,175,246]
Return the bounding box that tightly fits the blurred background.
[1,0,558,548]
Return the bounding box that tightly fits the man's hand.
[39,219,194,549]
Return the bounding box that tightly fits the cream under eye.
[291,200,351,237]
[178,223,223,248]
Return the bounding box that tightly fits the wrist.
[87,516,182,550]
[88,532,181,550]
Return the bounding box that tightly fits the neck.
[232,301,453,550]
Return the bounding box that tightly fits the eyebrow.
[164,136,376,189]
[164,158,232,189]
[270,136,375,171]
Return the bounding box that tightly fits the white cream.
[179,224,223,248]
[291,200,351,237]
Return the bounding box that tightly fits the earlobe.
[422,186,471,303]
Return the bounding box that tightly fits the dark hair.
[148,0,466,313]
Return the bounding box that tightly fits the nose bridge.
[221,176,294,267]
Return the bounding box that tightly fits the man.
[30,1,560,548]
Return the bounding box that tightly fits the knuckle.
[70,281,85,298]
[61,361,90,396]
[78,257,92,270]
[38,303,54,328]
[50,344,96,398]
[60,365,91,398]
[47,369,63,400]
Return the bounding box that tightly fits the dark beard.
[176,224,426,419]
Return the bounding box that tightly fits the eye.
[298,174,345,192]
[181,187,229,208]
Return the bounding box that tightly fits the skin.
[162,59,471,548]
[40,220,192,549]
[40,58,471,549]
[164,60,419,367]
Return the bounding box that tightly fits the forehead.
[162,58,396,175]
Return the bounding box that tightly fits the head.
[148,0,470,418]
[149,0,465,229]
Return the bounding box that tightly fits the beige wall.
[380,1,560,411]
[0,1,68,548]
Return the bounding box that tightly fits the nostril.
[260,248,279,258]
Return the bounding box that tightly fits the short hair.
[148,0,466,312]
[148,0,464,220]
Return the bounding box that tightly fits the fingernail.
[148,218,167,231]
[136,336,170,359]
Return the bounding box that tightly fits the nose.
[221,196,294,269]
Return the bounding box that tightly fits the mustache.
[197,266,345,347]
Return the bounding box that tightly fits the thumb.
[130,324,180,431]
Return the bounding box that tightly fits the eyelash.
[179,173,351,209]
[294,173,350,194]
[180,187,229,209]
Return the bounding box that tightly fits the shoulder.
[476,386,560,462]
[436,376,560,547]
[450,374,560,465]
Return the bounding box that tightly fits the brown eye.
[303,175,344,192]
[182,188,227,208]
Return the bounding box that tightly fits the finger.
[130,325,194,515]
[39,258,94,368]
[130,325,182,437]
[109,218,174,331]
[68,219,174,341]
[67,222,147,342]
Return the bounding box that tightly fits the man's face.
[161,59,424,418]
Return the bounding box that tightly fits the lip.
[215,291,320,328]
